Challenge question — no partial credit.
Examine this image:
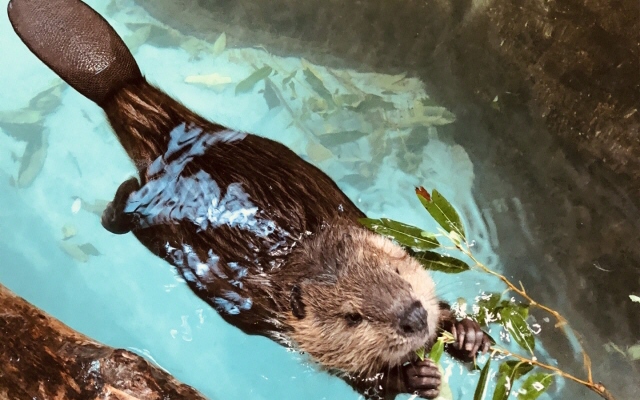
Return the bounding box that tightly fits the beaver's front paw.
[101,177,140,234]
[403,359,441,399]
[450,318,491,361]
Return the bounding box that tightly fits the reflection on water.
[0,0,637,399]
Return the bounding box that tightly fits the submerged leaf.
[185,73,233,87]
[359,218,439,251]
[180,37,208,57]
[263,80,281,110]
[235,66,273,94]
[124,25,152,52]
[492,361,534,400]
[31,82,63,112]
[62,224,78,240]
[627,344,640,361]
[411,250,470,273]
[306,142,333,162]
[302,67,334,105]
[333,93,361,107]
[388,101,456,127]
[318,130,367,147]
[212,32,227,55]
[416,187,466,239]
[79,243,101,256]
[340,174,371,191]
[473,359,492,400]
[59,241,89,263]
[420,97,441,107]
[281,70,297,88]
[516,373,553,400]
[0,109,43,124]
[349,94,395,112]
[369,72,407,92]
[16,135,47,188]
[429,337,446,364]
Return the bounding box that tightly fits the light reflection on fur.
[124,123,279,315]
[125,123,276,237]
[166,242,252,315]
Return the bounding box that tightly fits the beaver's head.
[285,225,440,377]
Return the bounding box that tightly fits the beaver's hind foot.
[404,359,441,399]
[102,177,140,234]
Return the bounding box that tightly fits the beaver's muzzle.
[398,301,428,336]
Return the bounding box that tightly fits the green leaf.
[0,109,43,124]
[475,293,502,327]
[16,135,47,188]
[492,361,534,400]
[318,130,367,147]
[124,25,152,52]
[235,66,273,95]
[79,243,101,256]
[516,373,553,400]
[31,81,63,111]
[185,73,232,87]
[212,32,226,55]
[359,218,439,250]
[435,370,454,400]
[428,337,445,364]
[386,103,456,128]
[58,241,89,263]
[263,80,281,110]
[473,359,492,400]
[411,251,470,274]
[302,68,334,105]
[416,189,466,239]
[281,70,297,88]
[420,97,441,107]
[61,224,78,240]
[627,344,640,361]
[334,93,361,107]
[349,94,395,112]
[499,305,535,354]
[415,346,426,361]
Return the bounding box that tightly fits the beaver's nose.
[399,301,428,335]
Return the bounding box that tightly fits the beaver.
[8,0,490,398]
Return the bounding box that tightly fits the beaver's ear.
[290,285,306,319]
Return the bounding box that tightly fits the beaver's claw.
[450,318,491,360]
[403,359,441,399]
[101,177,140,234]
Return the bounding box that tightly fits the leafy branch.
[360,187,615,400]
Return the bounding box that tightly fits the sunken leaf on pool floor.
[0,81,63,188]
[360,187,616,400]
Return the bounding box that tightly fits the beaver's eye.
[344,312,363,326]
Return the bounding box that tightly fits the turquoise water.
[0,1,565,399]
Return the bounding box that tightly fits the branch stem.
[489,346,615,400]
[447,235,612,398]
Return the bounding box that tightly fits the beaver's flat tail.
[8,0,142,106]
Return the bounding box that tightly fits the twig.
[443,232,614,400]
[489,346,615,400]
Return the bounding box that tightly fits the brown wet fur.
[7,1,477,396]
[100,78,448,399]
[286,228,441,377]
